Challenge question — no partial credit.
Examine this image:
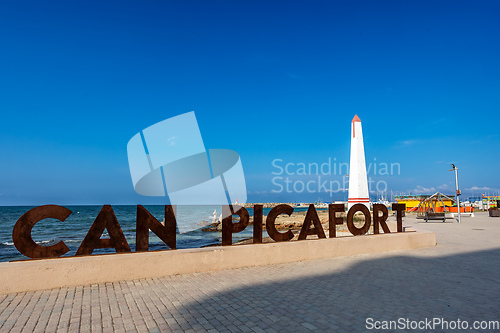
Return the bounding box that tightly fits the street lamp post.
[450,164,461,223]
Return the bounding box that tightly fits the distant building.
[482,195,500,209]
[395,193,475,212]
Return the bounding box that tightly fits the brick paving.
[1,212,500,332]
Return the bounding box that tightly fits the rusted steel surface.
[392,203,406,232]
[373,204,390,234]
[222,205,250,246]
[76,205,131,256]
[346,203,371,236]
[11,202,411,261]
[253,205,263,244]
[221,206,233,246]
[265,204,294,242]
[12,205,71,259]
[136,205,176,251]
[328,204,344,238]
[298,204,326,240]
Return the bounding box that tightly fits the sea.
[0,205,313,262]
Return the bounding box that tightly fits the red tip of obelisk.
[352,115,361,123]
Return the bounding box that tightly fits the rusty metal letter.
[12,205,71,259]
[328,204,344,238]
[136,205,176,251]
[298,204,326,240]
[373,204,390,234]
[222,205,250,246]
[266,204,294,242]
[392,203,406,232]
[76,205,131,255]
[347,204,371,236]
[253,205,263,244]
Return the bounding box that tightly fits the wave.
[1,239,56,246]
[36,239,55,245]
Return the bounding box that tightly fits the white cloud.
[466,186,492,191]
[412,185,436,194]
[395,139,421,148]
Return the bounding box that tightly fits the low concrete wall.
[0,231,435,294]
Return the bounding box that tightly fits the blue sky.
[1,0,499,205]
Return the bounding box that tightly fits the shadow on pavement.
[174,248,500,332]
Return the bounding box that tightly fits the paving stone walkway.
[1,213,500,332]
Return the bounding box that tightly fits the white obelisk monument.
[348,115,370,209]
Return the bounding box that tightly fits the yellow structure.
[395,194,454,211]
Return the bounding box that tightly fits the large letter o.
[347,204,371,236]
